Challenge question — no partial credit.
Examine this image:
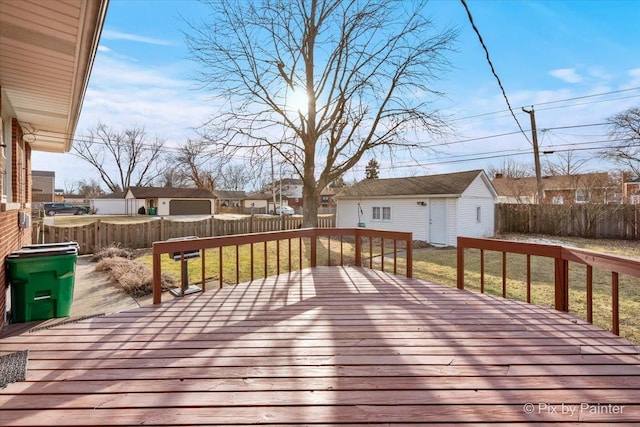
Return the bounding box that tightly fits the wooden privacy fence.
[496,203,640,239]
[31,215,336,255]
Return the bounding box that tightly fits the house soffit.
[0,0,107,153]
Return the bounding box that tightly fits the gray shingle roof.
[213,190,247,199]
[336,170,485,198]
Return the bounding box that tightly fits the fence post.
[94,219,101,250]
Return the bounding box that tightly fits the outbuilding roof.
[336,170,488,198]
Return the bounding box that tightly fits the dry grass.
[91,245,136,262]
[41,215,158,226]
[96,256,176,298]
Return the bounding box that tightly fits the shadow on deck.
[1,266,639,425]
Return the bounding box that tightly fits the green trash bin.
[6,246,78,323]
[148,206,157,215]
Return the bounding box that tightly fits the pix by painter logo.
[523,402,625,416]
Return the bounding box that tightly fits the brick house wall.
[0,115,33,329]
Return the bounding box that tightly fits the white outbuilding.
[335,170,497,247]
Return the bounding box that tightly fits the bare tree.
[604,106,640,176]
[76,178,105,198]
[543,150,588,176]
[186,0,456,226]
[174,139,217,191]
[219,164,253,191]
[487,159,532,179]
[156,167,189,188]
[73,122,166,192]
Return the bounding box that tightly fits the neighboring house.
[63,193,91,207]
[0,0,107,330]
[335,170,497,247]
[91,191,127,215]
[492,173,620,204]
[318,186,339,214]
[269,178,303,210]
[622,173,640,204]
[125,186,217,216]
[31,170,55,208]
[54,188,65,202]
[244,191,292,214]
[213,190,247,212]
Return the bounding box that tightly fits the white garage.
[335,170,497,247]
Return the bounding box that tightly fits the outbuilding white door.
[429,199,447,246]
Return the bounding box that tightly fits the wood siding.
[458,174,496,239]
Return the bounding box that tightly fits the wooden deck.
[1,266,640,425]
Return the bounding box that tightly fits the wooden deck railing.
[457,236,640,335]
[152,227,413,304]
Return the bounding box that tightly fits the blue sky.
[34,0,640,189]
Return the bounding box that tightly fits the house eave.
[335,194,462,200]
[0,0,109,153]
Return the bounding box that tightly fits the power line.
[449,87,640,124]
[459,0,530,144]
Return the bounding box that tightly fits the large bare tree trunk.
[185,0,456,226]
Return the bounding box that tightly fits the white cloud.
[101,29,176,46]
[627,68,640,87]
[97,45,111,53]
[549,68,583,84]
[32,55,216,187]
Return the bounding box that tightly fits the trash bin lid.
[8,247,78,259]
[22,242,79,250]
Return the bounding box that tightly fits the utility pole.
[522,106,544,204]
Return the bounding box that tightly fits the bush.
[91,245,135,262]
[96,256,176,298]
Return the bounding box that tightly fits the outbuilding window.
[372,206,391,221]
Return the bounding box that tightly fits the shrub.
[96,256,176,298]
[91,245,135,262]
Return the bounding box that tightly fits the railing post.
[554,257,569,312]
[355,229,362,267]
[612,272,619,335]
[310,231,317,268]
[457,240,464,289]
[152,252,161,304]
[405,237,412,278]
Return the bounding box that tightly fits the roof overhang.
[335,194,462,200]
[0,0,108,153]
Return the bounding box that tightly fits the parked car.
[274,205,295,216]
[43,203,87,216]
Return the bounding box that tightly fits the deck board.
[1,266,639,425]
